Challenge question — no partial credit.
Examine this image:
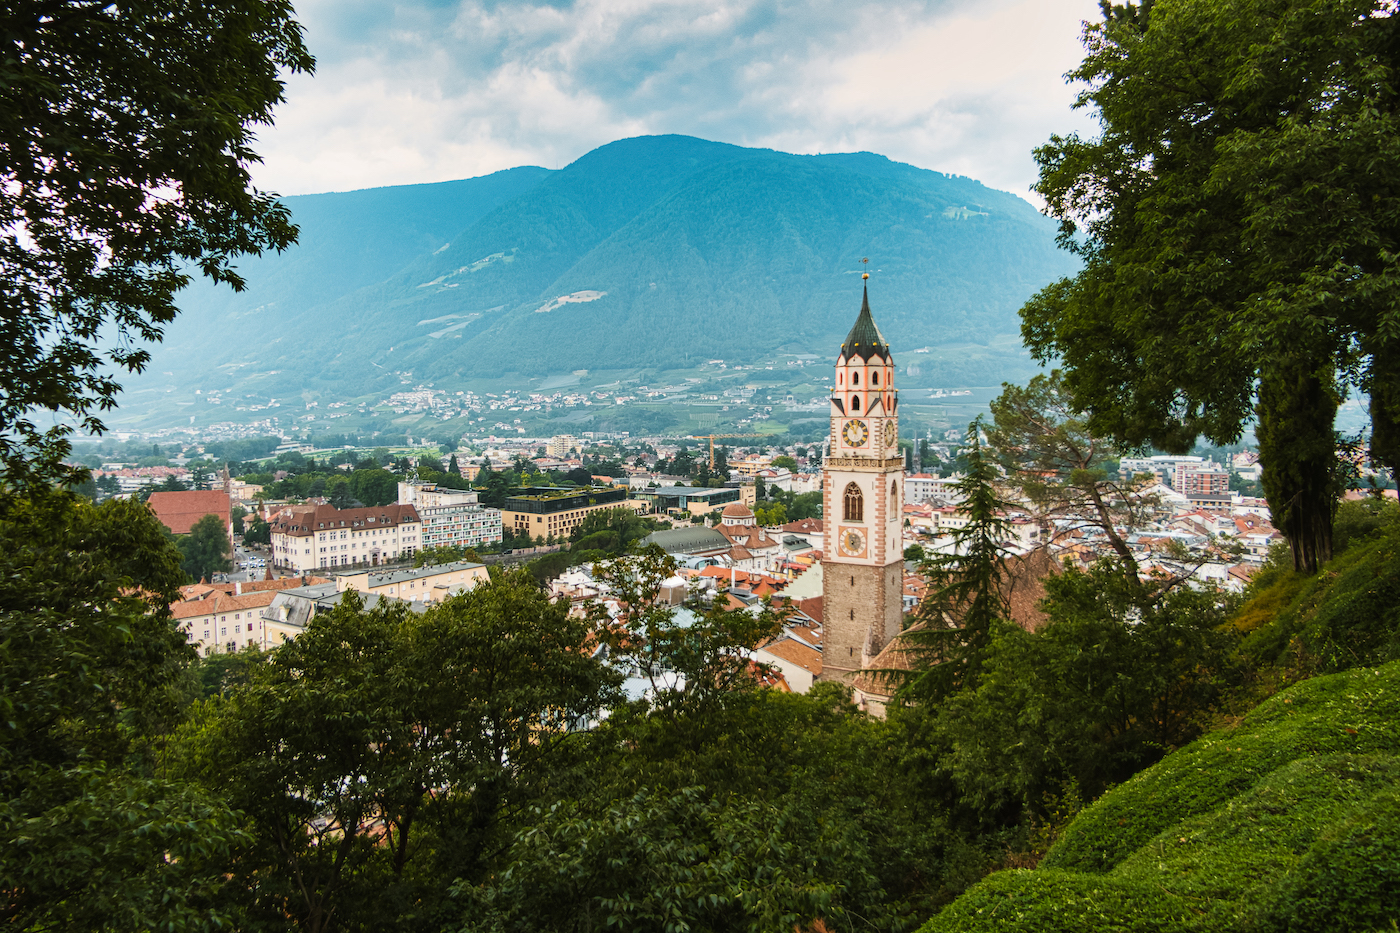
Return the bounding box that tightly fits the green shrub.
[919,869,1192,933]
[1332,495,1400,555]
[1044,663,1400,873]
[919,665,1400,933]
[1240,528,1400,674]
[1256,784,1400,933]
[1110,754,1400,930]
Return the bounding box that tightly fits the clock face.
[883,421,898,448]
[840,527,866,556]
[842,419,869,447]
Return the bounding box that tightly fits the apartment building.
[270,503,422,573]
[397,482,503,549]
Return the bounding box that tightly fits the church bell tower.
[820,278,904,681]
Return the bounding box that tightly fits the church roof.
[839,286,891,363]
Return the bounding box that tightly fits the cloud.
[253,0,1102,202]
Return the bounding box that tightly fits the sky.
[252,0,1105,203]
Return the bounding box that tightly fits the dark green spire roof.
[839,286,891,362]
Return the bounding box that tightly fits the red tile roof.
[147,490,230,536]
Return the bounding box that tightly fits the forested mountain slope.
[136,135,1074,402]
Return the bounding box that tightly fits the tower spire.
[840,277,890,363]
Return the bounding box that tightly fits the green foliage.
[1045,662,1400,873]
[1022,0,1400,572]
[1332,495,1400,555]
[932,563,1241,820]
[242,515,271,547]
[1237,519,1400,676]
[1257,783,1400,933]
[178,513,231,583]
[900,418,1017,700]
[172,572,619,930]
[0,493,242,931]
[589,548,785,719]
[753,501,787,526]
[923,663,1400,933]
[0,1,313,491]
[349,467,397,507]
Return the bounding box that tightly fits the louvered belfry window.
[843,482,864,522]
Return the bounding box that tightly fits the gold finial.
[862,273,869,280]
[861,257,870,280]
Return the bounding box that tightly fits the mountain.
[133,135,1076,410]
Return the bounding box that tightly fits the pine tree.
[899,417,1017,702]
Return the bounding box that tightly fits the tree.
[771,455,798,470]
[243,515,271,548]
[988,371,1159,576]
[932,560,1239,819]
[173,574,619,930]
[0,492,245,931]
[0,2,313,491]
[178,513,231,582]
[1021,0,1400,572]
[348,468,396,507]
[589,548,785,720]
[899,418,1018,702]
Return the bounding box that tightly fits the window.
[852,371,859,385]
[851,395,860,411]
[891,479,898,500]
[843,483,864,522]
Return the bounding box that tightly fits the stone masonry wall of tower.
[820,284,905,683]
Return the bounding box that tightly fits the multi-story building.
[397,482,503,549]
[501,485,648,541]
[902,472,959,504]
[548,434,579,458]
[1175,461,1230,498]
[336,560,489,605]
[270,503,422,573]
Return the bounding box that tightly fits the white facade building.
[397,482,503,549]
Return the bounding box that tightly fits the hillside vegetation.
[920,502,1400,933]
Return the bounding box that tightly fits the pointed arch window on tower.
[851,395,860,411]
[852,372,859,385]
[843,482,864,522]
[872,371,879,385]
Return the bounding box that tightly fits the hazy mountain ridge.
[135,135,1075,409]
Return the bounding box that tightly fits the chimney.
[234,581,242,596]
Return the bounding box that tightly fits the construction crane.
[685,433,765,469]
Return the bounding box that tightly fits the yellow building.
[501,485,649,541]
[335,560,489,604]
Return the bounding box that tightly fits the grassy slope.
[920,663,1400,932]
[920,524,1400,933]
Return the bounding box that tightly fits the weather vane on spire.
[860,257,869,280]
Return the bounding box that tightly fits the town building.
[397,482,503,549]
[821,283,906,683]
[903,472,960,504]
[335,560,489,604]
[548,434,579,458]
[1175,460,1230,497]
[500,485,648,541]
[170,577,329,655]
[270,503,422,573]
[640,485,742,518]
[147,489,231,537]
